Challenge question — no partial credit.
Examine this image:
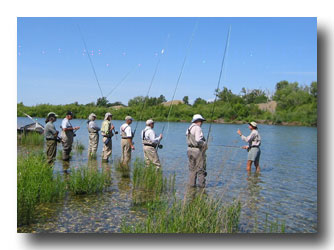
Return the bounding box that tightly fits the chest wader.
[121,125,132,166]
[142,128,161,168]
[187,124,207,188]
[87,122,100,157]
[61,130,74,161]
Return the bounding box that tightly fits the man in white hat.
[237,121,261,172]
[61,111,80,161]
[186,114,208,188]
[87,113,100,158]
[120,116,135,166]
[141,119,163,168]
[101,112,115,162]
[44,112,59,164]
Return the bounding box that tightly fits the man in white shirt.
[61,111,80,161]
[141,119,163,168]
[87,113,100,158]
[186,114,207,188]
[120,116,134,166]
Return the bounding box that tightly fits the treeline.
[17,81,317,126]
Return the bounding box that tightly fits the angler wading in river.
[120,116,134,167]
[44,112,59,164]
[186,114,208,188]
[237,121,261,172]
[87,113,100,158]
[101,112,115,162]
[61,111,80,161]
[141,119,163,168]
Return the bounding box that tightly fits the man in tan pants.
[141,119,163,168]
[120,116,134,166]
[101,112,115,162]
[186,114,207,188]
[61,111,80,161]
[87,113,100,158]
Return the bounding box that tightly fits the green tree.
[183,96,189,105]
[96,97,109,107]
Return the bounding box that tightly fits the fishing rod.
[77,24,104,98]
[133,34,170,136]
[206,26,231,144]
[156,20,199,151]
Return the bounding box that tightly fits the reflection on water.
[17,117,317,233]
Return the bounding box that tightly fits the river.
[17,117,317,233]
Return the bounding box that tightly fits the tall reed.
[131,158,175,206]
[122,194,241,233]
[17,151,66,226]
[17,132,44,146]
[68,165,112,194]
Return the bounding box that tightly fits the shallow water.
[17,117,317,233]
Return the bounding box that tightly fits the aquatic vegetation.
[122,194,241,233]
[17,151,66,226]
[17,132,44,146]
[68,165,112,195]
[131,158,175,206]
[74,140,85,154]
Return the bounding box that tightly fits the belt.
[46,138,56,141]
[250,145,260,148]
[188,145,199,148]
[143,144,155,147]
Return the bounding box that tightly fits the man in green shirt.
[101,112,115,162]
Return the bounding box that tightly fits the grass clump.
[17,132,44,146]
[122,194,241,233]
[131,158,175,206]
[17,151,66,226]
[68,165,112,195]
[74,140,85,154]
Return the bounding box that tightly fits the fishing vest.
[142,127,155,147]
[250,130,261,147]
[121,124,132,139]
[87,121,99,133]
[186,124,204,148]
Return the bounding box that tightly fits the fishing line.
[77,24,104,98]
[206,26,231,143]
[157,20,199,149]
[104,64,139,99]
[133,34,170,135]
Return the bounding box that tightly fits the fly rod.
[77,24,104,98]
[206,26,231,144]
[156,20,199,151]
[133,34,170,136]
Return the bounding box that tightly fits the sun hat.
[191,114,206,123]
[248,121,258,128]
[47,112,58,118]
[146,119,154,126]
[125,116,133,121]
[104,112,112,120]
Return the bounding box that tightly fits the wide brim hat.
[191,114,206,123]
[248,121,258,128]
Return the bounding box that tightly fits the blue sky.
[17,17,317,106]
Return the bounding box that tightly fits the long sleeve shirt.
[141,126,161,145]
[101,120,112,136]
[88,120,100,133]
[241,129,261,147]
[186,123,206,147]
